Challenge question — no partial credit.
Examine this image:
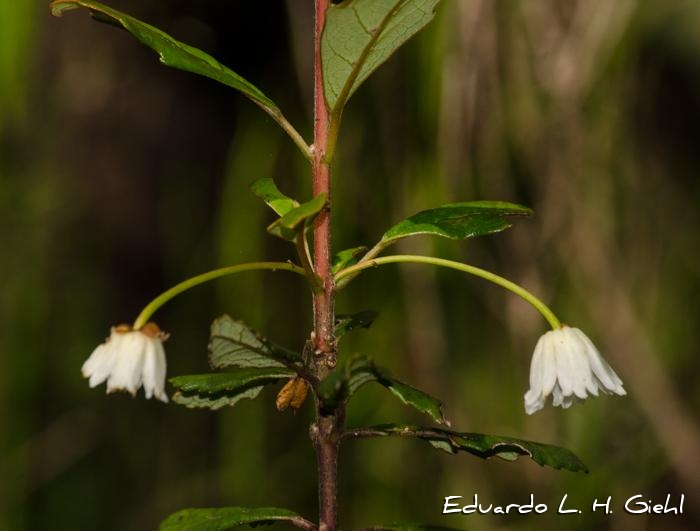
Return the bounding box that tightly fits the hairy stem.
[313,0,335,365]
[312,2,340,531]
[311,414,341,531]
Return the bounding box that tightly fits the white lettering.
[624,494,645,514]
[442,496,462,514]
[558,494,578,514]
[592,496,612,514]
[462,494,478,514]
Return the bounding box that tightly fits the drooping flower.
[82,322,169,402]
[524,326,625,415]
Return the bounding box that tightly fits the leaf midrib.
[329,0,410,115]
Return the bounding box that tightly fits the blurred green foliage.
[1,1,700,530]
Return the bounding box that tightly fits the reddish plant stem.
[313,0,334,364]
[312,1,339,531]
[312,414,341,531]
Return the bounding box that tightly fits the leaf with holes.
[345,424,589,473]
[209,315,301,371]
[322,0,440,112]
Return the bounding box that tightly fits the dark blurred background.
[2,1,700,530]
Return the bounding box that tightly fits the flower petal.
[523,326,625,414]
[571,328,626,396]
[106,332,146,395]
[82,341,117,388]
[524,334,556,415]
[142,338,168,402]
[539,333,558,396]
[524,389,545,415]
[562,327,594,399]
[554,334,575,398]
[83,324,170,401]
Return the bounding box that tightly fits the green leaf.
[249,178,299,217]
[209,315,301,371]
[346,424,589,473]
[322,0,441,112]
[267,192,327,241]
[318,356,448,424]
[170,368,295,411]
[171,387,264,411]
[159,506,307,531]
[170,369,295,395]
[49,1,283,123]
[381,201,533,246]
[366,525,463,531]
[277,193,327,230]
[335,310,378,340]
[332,246,367,274]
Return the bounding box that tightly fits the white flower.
[82,322,169,402]
[524,326,625,415]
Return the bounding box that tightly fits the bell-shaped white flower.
[82,322,169,402]
[524,326,625,415]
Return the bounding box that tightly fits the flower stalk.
[132,262,307,330]
[334,254,562,330]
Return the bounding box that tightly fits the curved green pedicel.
[334,254,561,330]
[133,262,307,330]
